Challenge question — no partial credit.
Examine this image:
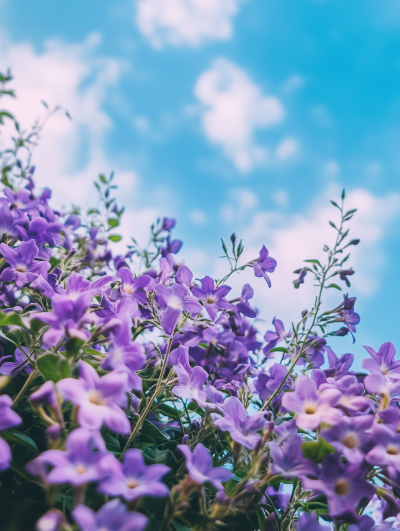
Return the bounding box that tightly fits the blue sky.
[0,0,399,367]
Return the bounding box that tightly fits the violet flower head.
[321,415,374,464]
[101,324,145,391]
[36,510,66,531]
[161,217,176,232]
[254,363,292,403]
[27,428,109,486]
[191,276,233,321]
[253,245,277,287]
[0,204,25,239]
[57,362,131,434]
[72,499,148,531]
[161,235,182,257]
[362,342,400,377]
[119,268,153,304]
[339,267,355,288]
[235,283,257,318]
[365,424,400,472]
[263,318,290,354]
[1,186,38,211]
[172,363,209,407]
[0,346,34,377]
[293,268,307,289]
[213,396,267,450]
[324,346,354,378]
[302,454,374,520]
[0,437,12,471]
[269,434,318,479]
[154,283,202,336]
[178,443,232,490]
[0,240,50,288]
[98,449,169,500]
[297,511,331,531]
[0,394,22,431]
[175,264,193,287]
[320,374,372,415]
[29,381,59,409]
[281,375,342,430]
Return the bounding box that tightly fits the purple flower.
[235,283,257,318]
[0,436,12,470]
[0,346,34,377]
[192,276,233,321]
[302,454,374,520]
[362,342,400,377]
[293,268,307,289]
[366,424,400,472]
[253,245,277,287]
[119,268,153,304]
[175,264,193,287]
[254,364,292,402]
[172,363,209,407]
[339,268,355,287]
[178,443,232,490]
[0,204,25,239]
[57,362,131,434]
[101,324,145,391]
[72,499,148,531]
[98,449,169,500]
[269,434,318,479]
[0,394,22,431]
[0,240,50,288]
[297,511,331,531]
[161,217,176,232]
[27,428,110,486]
[1,186,38,211]
[324,346,354,378]
[334,294,360,342]
[154,283,202,336]
[17,217,62,258]
[263,318,290,354]
[36,510,66,531]
[320,374,372,415]
[281,375,342,430]
[321,415,374,464]
[213,396,267,450]
[161,235,182,256]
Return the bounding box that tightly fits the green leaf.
[108,234,122,242]
[36,353,70,382]
[3,430,39,455]
[341,188,346,200]
[141,419,171,443]
[49,257,61,271]
[171,522,192,531]
[301,438,335,464]
[65,338,85,357]
[30,318,46,336]
[330,200,340,209]
[304,259,322,268]
[103,432,120,453]
[326,283,342,290]
[328,221,337,229]
[87,208,100,215]
[99,174,107,184]
[107,218,119,228]
[267,347,288,353]
[0,311,28,330]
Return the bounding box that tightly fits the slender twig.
[12,368,39,407]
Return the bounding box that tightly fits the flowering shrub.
[0,71,398,531]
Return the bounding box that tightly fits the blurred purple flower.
[263,318,290,354]
[0,240,50,288]
[0,346,34,377]
[321,415,374,464]
[72,499,148,531]
[172,363,209,407]
[178,443,232,490]
[253,245,277,287]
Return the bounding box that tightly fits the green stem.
[13,368,39,407]
[120,336,174,458]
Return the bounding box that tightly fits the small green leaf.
[326,283,342,290]
[304,259,322,268]
[3,430,39,455]
[87,208,100,215]
[301,438,335,464]
[0,311,28,330]
[330,200,340,209]
[49,257,61,271]
[65,338,85,357]
[108,234,122,242]
[36,353,70,382]
[107,218,119,228]
[328,221,337,229]
[99,174,107,184]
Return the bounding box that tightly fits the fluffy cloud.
[194,59,285,172]
[0,32,138,211]
[203,186,400,328]
[136,0,243,48]
[275,137,299,161]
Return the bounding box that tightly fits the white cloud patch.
[190,210,207,225]
[324,160,340,177]
[194,59,285,172]
[136,0,244,48]
[221,188,258,223]
[0,32,140,215]
[275,137,299,161]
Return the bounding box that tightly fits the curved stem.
[13,368,39,407]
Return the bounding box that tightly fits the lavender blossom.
[0,240,50,288]
[293,268,307,289]
[57,362,131,434]
[0,204,25,239]
[213,396,267,450]
[254,363,292,403]
[172,362,209,407]
[98,449,169,500]
[119,268,153,304]
[366,424,400,471]
[154,283,202,335]
[263,317,290,354]
[178,443,232,490]
[253,245,277,287]
[0,394,22,431]
[297,511,331,531]
[0,346,34,377]
[321,415,374,463]
[269,434,318,479]
[191,276,233,321]
[281,375,342,430]
[362,342,400,377]
[72,499,148,531]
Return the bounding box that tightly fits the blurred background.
[0,0,399,366]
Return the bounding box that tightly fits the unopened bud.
[348,239,360,246]
[301,309,308,319]
[181,434,189,445]
[230,233,237,245]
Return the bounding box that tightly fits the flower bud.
[181,434,189,445]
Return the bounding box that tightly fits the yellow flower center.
[342,432,359,449]
[334,478,349,496]
[88,390,106,406]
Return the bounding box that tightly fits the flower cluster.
[0,70,398,531]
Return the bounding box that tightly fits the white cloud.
[0,32,139,213]
[282,74,305,95]
[275,137,299,160]
[272,189,289,207]
[194,59,285,172]
[324,160,340,177]
[136,0,244,48]
[190,210,207,225]
[221,188,258,223]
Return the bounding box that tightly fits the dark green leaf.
[65,338,85,357]
[304,259,322,267]
[0,311,28,330]
[328,221,337,229]
[37,353,70,382]
[301,438,335,464]
[3,430,39,455]
[326,283,342,290]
